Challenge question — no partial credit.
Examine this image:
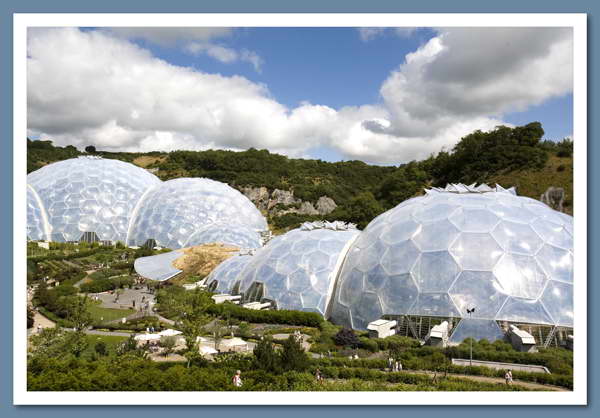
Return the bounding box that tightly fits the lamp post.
[466,307,476,367]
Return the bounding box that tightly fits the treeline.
[27,122,573,229]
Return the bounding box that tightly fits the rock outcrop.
[240,186,337,217]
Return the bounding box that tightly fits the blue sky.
[28,27,573,164]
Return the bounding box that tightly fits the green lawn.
[83,334,128,357]
[88,304,135,322]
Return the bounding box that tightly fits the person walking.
[504,369,513,385]
[397,360,402,372]
[315,368,323,384]
[232,370,243,387]
[387,357,393,371]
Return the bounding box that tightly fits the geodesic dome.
[206,254,254,293]
[329,184,574,337]
[27,157,161,243]
[127,178,267,249]
[236,221,360,315]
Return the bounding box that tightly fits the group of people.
[387,357,402,372]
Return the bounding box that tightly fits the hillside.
[26,122,573,229]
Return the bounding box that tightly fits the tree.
[27,306,35,329]
[344,192,384,229]
[333,328,360,348]
[253,336,280,372]
[85,145,96,153]
[280,335,309,372]
[207,319,227,352]
[159,336,177,357]
[64,295,93,331]
[94,340,108,356]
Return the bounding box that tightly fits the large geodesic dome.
[236,222,360,315]
[27,157,161,242]
[206,254,254,294]
[127,178,267,249]
[329,184,573,340]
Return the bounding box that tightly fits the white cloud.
[184,42,264,72]
[358,28,386,42]
[27,27,573,165]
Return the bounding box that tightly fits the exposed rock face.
[540,186,565,212]
[316,196,337,215]
[240,187,337,217]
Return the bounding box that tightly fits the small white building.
[242,301,271,310]
[508,325,537,352]
[367,319,397,339]
[426,321,449,347]
[211,294,241,304]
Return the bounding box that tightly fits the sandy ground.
[171,243,240,277]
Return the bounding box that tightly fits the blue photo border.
[1,0,596,416]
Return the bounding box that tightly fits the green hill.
[26,122,573,230]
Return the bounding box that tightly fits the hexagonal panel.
[412,219,460,252]
[449,271,507,319]
[450,232,503,271]
[492,220,543,255]
[338,268,364,307]
[409,293,461,318]
[531,218,572,250]
[493,254,547,299]
[380,240,420,275]
[449,207,500,233]
[378,273,418,313]
[352,292,383,330]
[380,219,421,245]
[495,297,554,325]
[411,251,460,292]
[536,244,573,283]
[540,281,573,327]
[449,319,505,343]
[413,202,459,223]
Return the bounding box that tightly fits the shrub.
[333,328,360,348]
[206,303,323,327]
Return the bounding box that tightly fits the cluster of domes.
[26,157,267,249]
[206,185,573,339]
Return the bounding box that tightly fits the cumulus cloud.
[185,42,264,72]
[27,27,572,165]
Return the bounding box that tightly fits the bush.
[333,328,360,348]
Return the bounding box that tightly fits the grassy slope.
[490,154,573,215]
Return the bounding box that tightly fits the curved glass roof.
[127,178,266,249]
[329,185,574,334]
[206,254,253,293]
[27,185,50,241]
[134,250,183,281]
[236,222,359,315]
[27,157,161,243]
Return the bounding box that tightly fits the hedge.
[206,303,323,327]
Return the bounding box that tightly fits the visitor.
[397,361,402,371]
[37,325,42,334]
[505,369,513,385]
[232,370,243,387]
[315,368,323,384]
[387,357,393,371]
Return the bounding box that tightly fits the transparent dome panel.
[540,280,573,327]
[449,318,505,343]
[449,271,508,319]
[207,254,253,294]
